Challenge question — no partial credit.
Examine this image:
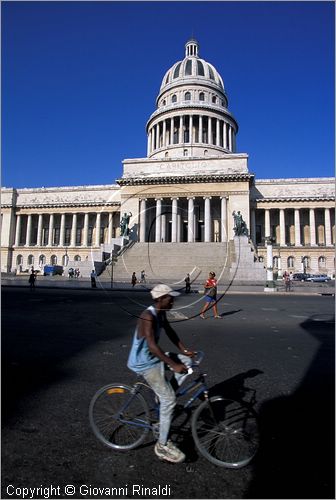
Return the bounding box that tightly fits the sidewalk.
[1,274,334,295]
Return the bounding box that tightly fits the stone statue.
[119,212,132,237]
[232,210,248,236]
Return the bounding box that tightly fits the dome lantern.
[185,38,199,57]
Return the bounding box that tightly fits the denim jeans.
[142,353,192,445]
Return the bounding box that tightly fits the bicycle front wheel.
[89,384,150,451]
[192,396,259,468]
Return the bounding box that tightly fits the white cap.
[150,284,180,300]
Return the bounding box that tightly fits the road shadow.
[246,314,335,499]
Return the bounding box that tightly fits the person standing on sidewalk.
[90,269,97,288]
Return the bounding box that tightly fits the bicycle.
[89,352,259,468]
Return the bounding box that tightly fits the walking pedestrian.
[28,270,36,291]
[200,271,221,319]
[131,272,137,287]
[184,273,191,293]
[90,269,97,288]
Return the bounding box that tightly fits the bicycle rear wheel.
[192,396,259,468]
[89,384,150,451]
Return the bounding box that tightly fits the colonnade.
[250,207,334,247]
[139,196,229,243]
[147,114,235,154]
[14,211,118,248]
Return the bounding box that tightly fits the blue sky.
[2,1,334,189]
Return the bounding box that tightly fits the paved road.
[2,287,334,499]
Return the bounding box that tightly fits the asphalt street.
[1,287,335,499]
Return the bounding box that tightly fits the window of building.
[165,152,169,158]
[208,66,215,80]
[173,63,181,79]
[197,60,205,76]
[183,149,188,156]
[76,228,82,246]
[50,255,57,265]
[39,255,46,266]
[162,99,166,106]
[28,255,34,266]
[74,255,81,262]
[172,94,177,103]
[185,59,192,76]
[287,256,295,268]
[65,228,71,246]
[204,149,208,155]
[185,92,191,101]
[62,254,69,266]
[16,254,23,266]
[199,92,205,101]
[273,256,279,268]
[212,96,217,104]
[258,256,264,263]
[318,256,326,269]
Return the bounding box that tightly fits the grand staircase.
[99,237,266,284]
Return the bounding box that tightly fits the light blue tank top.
[127,305,163,373]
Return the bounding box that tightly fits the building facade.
[1,40,334,277]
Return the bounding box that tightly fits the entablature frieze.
[252,197,335,210]
[13,204,121,215]
[117,173,253,187]
[136,191,249,200]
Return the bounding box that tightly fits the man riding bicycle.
[127,284,194,463]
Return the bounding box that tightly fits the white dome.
[160,39,225,92]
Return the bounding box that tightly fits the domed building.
[1,40,335,281]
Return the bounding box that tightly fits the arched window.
[204,150,208,156]
[302,256,310,271]
[183,149,188,157]
[16,255,23,266]
[28,255,34,266]
[199,92,205,101]
[197,60,205,76]
[185,59,192,76]
[51,255,57,265]
[273,256,279,268]
[212,96,217,104]
[74,255,81,262]
[39,254,46,267]
[165,152,169,158]
[172,94,177,103]
[62,254,69,266]
[185,92,191,101]
[208,66,215,80]
[173,63,181,79]
[258,256,264,263]
[287,256,295,268]
[162,99,166,106]
[318,256,326,269]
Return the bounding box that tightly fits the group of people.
[283,271,293,292]
[127,269,222,464]
[131,270,146,286]
[68,268,81,279]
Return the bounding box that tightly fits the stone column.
[228,125,232,151]
[325,208,332,246]
[187,197,195,242]
[177,214,181,242]
[161,213,166,242]
[59,213,66,247]
[48,214,54,247]
[309,208,317,246]
[139,199,147,243]
[223,122,227,149]
[294,209,301,246]
[70,213,77,247]
[25,214,32,246]
[189,115,193,143]
[95,212,101,246]
[83,213,89,246]
[37,214,43,247]
[220,197,228,242]
[204,197,211,242]
[179,116,183,143]
[265,209,271,239]
[170,118,174,145]
[208,117,212,144]
[250,208,256,245]
[14,214,21,246]
[162,120,166,148]
[199,115,203,143]
[216,119,220,146]
[171,198,178,243]
[107,213,113,242]
[155,123,160,150]
[279,209,286,246]
[155,199,162,243]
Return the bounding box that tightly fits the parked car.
[306,274,331,283]
[291,273,311,281]
[43,265,63,276]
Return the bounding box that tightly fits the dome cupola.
[146,39,238,159]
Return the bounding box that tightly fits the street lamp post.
[264,236,277,292]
